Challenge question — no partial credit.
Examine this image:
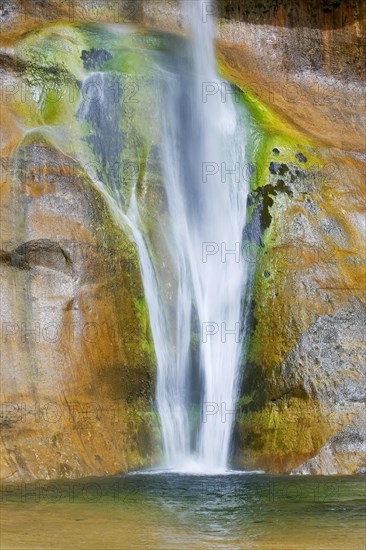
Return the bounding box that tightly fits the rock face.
[0,138,160,481]
[291,415,366,475]
[1,0,365,478]
[0,29,160,479]
[215,2,365,475]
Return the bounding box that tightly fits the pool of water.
[1,473,365,549]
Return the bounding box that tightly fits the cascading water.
[155,1,249,471]
[78,0,249,473]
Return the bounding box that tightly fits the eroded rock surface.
[0,137,159,481]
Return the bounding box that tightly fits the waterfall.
[78,0,249,473]
[155,0,248,471]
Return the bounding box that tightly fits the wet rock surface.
[80,49,112,70]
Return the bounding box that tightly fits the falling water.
[78,0,249,473]
[155,0,248,471]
